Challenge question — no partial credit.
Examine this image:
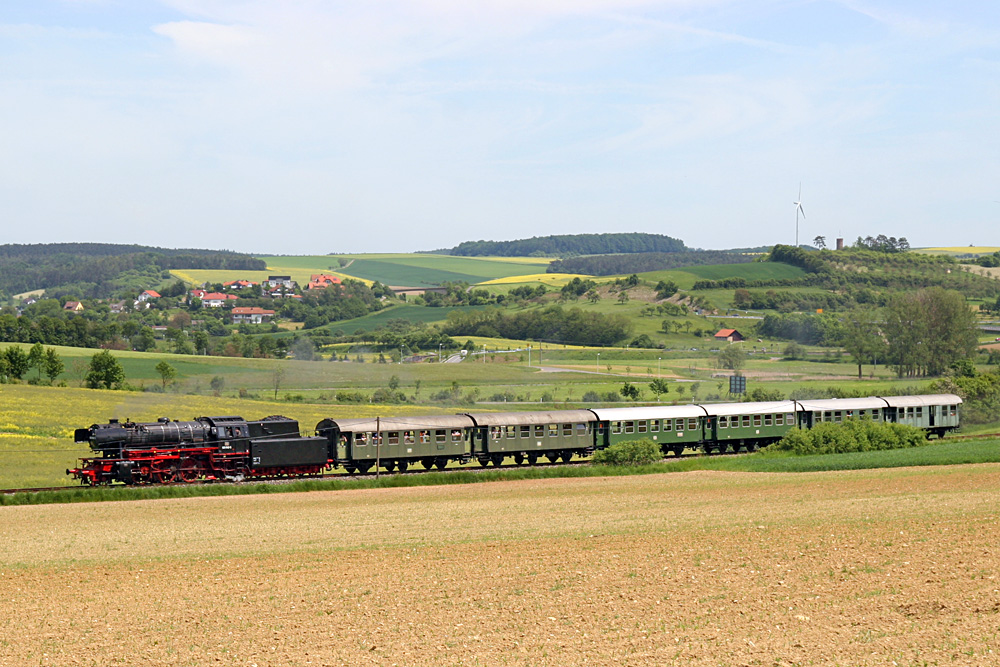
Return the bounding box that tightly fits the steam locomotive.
[68,415,328,485]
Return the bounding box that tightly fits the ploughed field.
[2,466,999,666]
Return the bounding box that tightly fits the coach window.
[742,415,750,428]
[404,431,414,444]
[436,430,446,443]
[753,415,762,427]
[775,414,783,426]
[520,425,530,439]
[916,407,923,419]
[547,424,558,437]
[563,423,573,436]
[787,413,795,425]
[388,431,399,445]
[650,420,659,432]
[373,433,382,446]
[764,414,773,427]
[624,421,635,434]
[419,430,430,444]
[612,421,622,434]
[596,422,607,435]
[505,426,516,439]
[490,426,501,440]
[453,430,464,442]
[718,416,727,428]
[356,432,367,446]
[688,418,698,430]
[535,425,545,438]
[577,423,588,436]
[637,420,647,434]
[662,419,672,431]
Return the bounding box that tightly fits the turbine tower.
[793,184,806,247]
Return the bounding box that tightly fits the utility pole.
[375,416,380,479]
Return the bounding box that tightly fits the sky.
[2,1,998,255]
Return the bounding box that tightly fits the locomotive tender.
[68,394,962,485]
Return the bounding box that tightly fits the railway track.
[6,432,997,497]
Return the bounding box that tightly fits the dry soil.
[2,466,1000,666]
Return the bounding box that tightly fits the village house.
[306,274,341,290]
[231,307,276,325]
[264,275,296,290]
[134,289,160,309]
[223,279,257,290]
[714,328,745,343]
[200,292,239,308]
[63,301,84,312]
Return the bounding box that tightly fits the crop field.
[918,246,1000,256]
[260,254,556,287]
[2,465,999,665]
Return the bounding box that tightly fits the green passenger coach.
[316,415,475,473]
[463,410,597,466]
[701,401,798,453]
[588,406,707,456]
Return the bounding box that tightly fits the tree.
[271,367,286,399]
[617,292,630,305]
[586,289,600,303]
[718,345,747,371]
[155,360,177,389]
[3,346,30,380]
[43,348,64,382]
[841,309,886,379]
[649,378,670,400]
[210,375,226,396]
[655,280,678,300]
[883,288,977,377]
[85,350,125,389]
[388,374,400,391]
[813,235,826,249]
[27,342,45,380]
[620,382,640,401]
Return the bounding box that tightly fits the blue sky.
[2,1,998,255]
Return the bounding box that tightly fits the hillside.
[0,243,264,299]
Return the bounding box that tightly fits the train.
[67,393,962,485]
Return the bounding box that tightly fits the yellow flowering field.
[0,384,445,489]
[478,272,594,286]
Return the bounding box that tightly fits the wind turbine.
[793,183,806,247]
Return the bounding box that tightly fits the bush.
[592,439,662,466]
[336,391,369,403]
[772,419,927,455]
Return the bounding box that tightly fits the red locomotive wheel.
[179,458,205,483]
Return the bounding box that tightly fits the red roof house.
[231,307,275,324]
[306,274,342,290]
[714,328,745,342]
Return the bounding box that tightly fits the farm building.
[714,328,745,343]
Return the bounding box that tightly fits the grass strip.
[4,437,998,507]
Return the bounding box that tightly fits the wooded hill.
[0,243,265,299]
[445,233,687,257]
